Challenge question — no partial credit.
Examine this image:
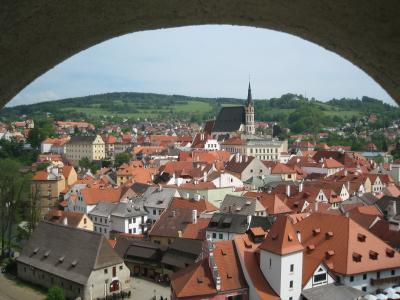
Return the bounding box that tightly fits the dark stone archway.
[1,1,399,107]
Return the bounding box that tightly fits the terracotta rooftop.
[294,213,400,276]
[259,215,304,255]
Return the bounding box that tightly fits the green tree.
[115,152,132,167]
[0,159,28,258]
[46,286,65,300]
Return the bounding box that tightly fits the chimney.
[63,217,68,226]
[239,155,243,163]
[299,181,304,192]
[315,201,319,212]
[388,200,397,219]
[192,209,198,224]
[344,169,348,176]
[286,184,291,197]
[203,171,208,182]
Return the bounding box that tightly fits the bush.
[46,286,65,300]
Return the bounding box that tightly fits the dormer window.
[369,250,378,260]
[353,252,362,262]
[325,231,334,239]
[325,250,335,259]
[357,233,366,242]
[312,228,320,236]
[386,248,395,258]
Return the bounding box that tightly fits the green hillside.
[1,92,398,133]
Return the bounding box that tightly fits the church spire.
[247,81,253,106]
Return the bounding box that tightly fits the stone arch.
[1,1,399,107]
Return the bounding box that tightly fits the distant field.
[60,100,214,119]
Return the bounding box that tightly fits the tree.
[115,152,132,167]
[46,286,65,300]
[0,159,28,258]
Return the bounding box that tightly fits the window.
[363,273,367,280]
[99,227,102,233]
[313,273,327,283]
[289,298,293,300]
[128,218,132,224]
[377,271,380,279]
[132,217,136,223]
[219,233,223,239]
[269,258,271,268]
[104,228,107,233]
[153,209,156,215]
[290,264,294,272]
[112,266,116,277]
[289,280,293,288]
[104,268,108,274]
[391,270,396,276]
[362,287,367,292]
[250,169,253,173]
[133,228,136,233]
[350,276,354,282]
[212,233,216,239]
[119,265,123,270]
[83,218,87,224]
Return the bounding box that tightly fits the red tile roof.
[259,215,304,255]
[294,213,400,276]
[234,234,279,300]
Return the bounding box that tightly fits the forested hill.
[1,92,398,132]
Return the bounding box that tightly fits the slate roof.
[207,213,249,234]
[375,195,400,217]
[301,283,365,300]
[17,222,123,285]
[138,186,176,209]
[212,106,245,133]
[220,194,257,215]
[111,201,147,218]
[89,202,116,217]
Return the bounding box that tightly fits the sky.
[8,25,396,107]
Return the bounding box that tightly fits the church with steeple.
[245,82,255,135]
[206,82,256,138]
[204,82,288,161]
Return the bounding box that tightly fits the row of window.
[348,269,396,283]
[94,225,107,234]
[251,148,279,154]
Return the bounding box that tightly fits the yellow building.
[31,166,66,216]
[65,135,105,166]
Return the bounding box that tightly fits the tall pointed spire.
[247,81,253,106]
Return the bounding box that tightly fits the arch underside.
[1,1,399,107]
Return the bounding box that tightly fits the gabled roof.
[225,155,255,174]
[149,207,193,238]
[245,192,292,215]
[17,222,123,284]
[212,106,245,133]
[234,234,280,300]
[170,240,247,298]
[80,186,123,205]
[259,215,303,255]
[294,213,400,275]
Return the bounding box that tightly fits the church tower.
[245,82,255,135]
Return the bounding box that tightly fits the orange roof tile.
[259,215,304,255]
[294,213,400,275]
[234,235,279,300]
[80,187,122,205]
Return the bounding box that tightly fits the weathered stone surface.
[1,1,399,107]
